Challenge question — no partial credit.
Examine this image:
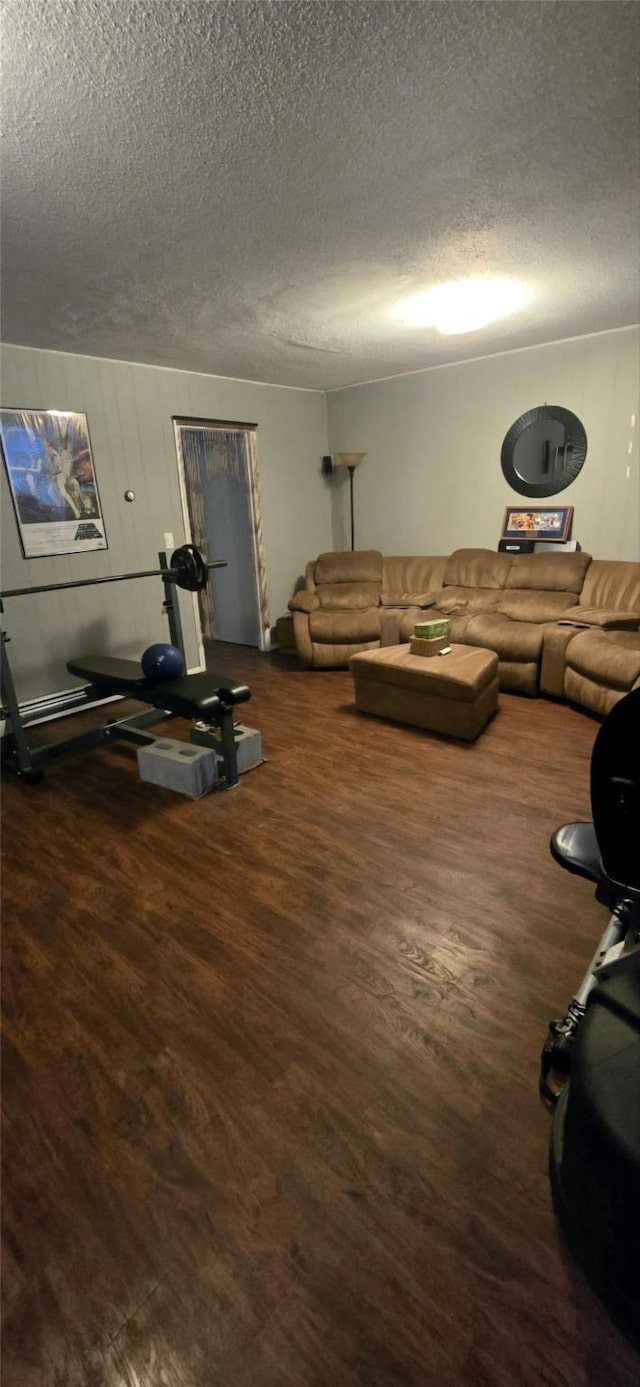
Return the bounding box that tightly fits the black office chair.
[540,686,640,1103]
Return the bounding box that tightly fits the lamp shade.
[335,452,367,468]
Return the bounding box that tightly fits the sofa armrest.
[558,606,640,630]
[288,590,320,614]
[540,623,582,698]
[291,609,312,666]
[380,610,402,646]
[436,594,473,614]
[380,606,434,645]
[382,591,439,610]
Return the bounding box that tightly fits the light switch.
[164,532,174,551]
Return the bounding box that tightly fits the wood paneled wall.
[0,346,329,702]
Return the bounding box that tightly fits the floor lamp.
[334,452,367,550]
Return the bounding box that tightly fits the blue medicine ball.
[141,643,185,682]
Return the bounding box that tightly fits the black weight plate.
[170,544,208,592]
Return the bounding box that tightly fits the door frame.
[172,417,271,653]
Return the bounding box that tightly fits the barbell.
[0,543,225,601]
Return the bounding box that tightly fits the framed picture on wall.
[0,408,108,558]
[500,505,574,544]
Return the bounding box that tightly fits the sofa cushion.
[578,559,640,613]
[565,629,640,692]
[564,670,627,718]
[317,582,381,610]
[309,639,380,668]
[503,550,591,594]
[447,612,483,642]
[443,548,512,590]
[381,556,447,606]
[308,609,381,644]
[315,549,382,585]
[497,590,576,623]
[497,661,539,695]
[462,613,545,662]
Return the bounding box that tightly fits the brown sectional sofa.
[288,547,640,714]
[558,560,640,715]
[289,550,384,669]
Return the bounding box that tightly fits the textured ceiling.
[2,0,640,389]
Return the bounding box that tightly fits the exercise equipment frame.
[0,546,249,788]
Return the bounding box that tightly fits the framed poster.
[0,408,108,558]
[500,505,573,544]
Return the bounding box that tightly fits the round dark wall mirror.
[501,405,587,498]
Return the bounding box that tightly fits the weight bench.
[0,541,246,789]
[0,645,250,787]
[66,656,250,788]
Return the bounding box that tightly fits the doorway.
[174,419,270,651]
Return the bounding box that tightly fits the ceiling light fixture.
[397,277,528,335]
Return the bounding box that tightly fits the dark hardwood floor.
[2,642,638,1387]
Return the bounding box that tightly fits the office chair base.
[540,897,640,1104]
[540,1003,586,1104]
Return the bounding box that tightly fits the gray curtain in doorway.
[177,425,269,643]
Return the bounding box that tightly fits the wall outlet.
[164,532,174,551]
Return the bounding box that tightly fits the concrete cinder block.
[191,722,263,773]
[137,737,218,797]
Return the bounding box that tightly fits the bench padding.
[67,655,250,718]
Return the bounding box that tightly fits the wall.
[0,345,329,702]
[3,327,638,705]
[327,326,640,561]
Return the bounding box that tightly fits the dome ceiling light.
[398,277,528,335]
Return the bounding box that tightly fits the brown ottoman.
[349,643,499,741]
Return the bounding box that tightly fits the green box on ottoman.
[349,643,499,741]
[414,617,452,641]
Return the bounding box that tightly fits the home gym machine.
[542,686,640,1345]
[540,685,640,1104]
[0,545,251,788]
